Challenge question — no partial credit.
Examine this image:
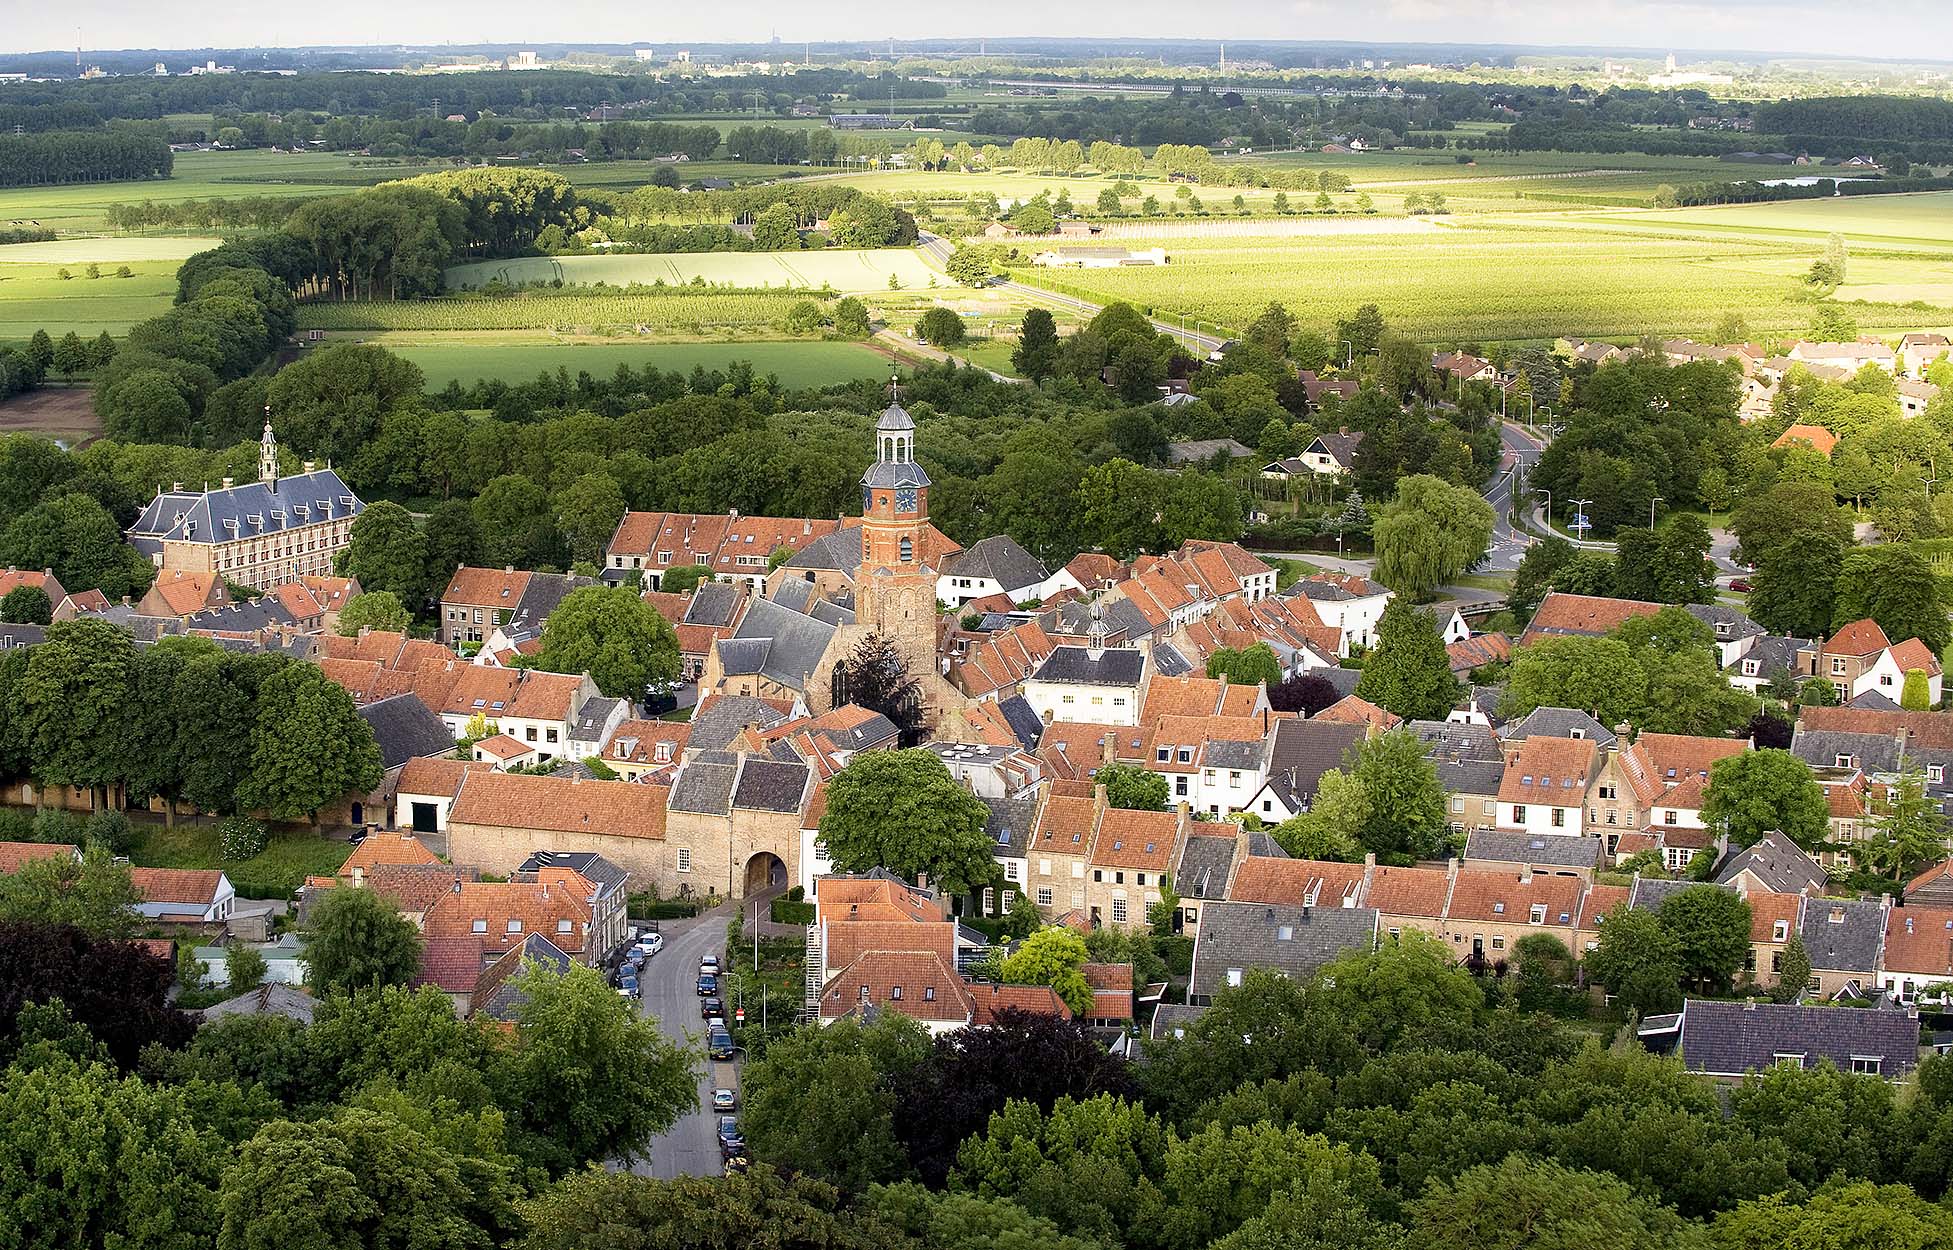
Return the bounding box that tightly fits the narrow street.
[630,903,739,1179]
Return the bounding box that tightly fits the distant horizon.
[5,3,1953,66]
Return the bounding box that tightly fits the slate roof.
[1190,901,1378,1002]
[1463,829,1605,872]
[514,851,630,899]
[184,598,297,634]
[1150,1002,1207,1040]
[689,694,792,752]
[1409,719,1500,761]
[1500,706,1617,747]
[1716,831,1827,895]
[1799,897,1888,973]
[980,795,1039,860]
[1685,603,1765,644]
[197,982,319,1025]
[732,758,812,813]
[1306,430,1364,464]
[127,468,362,554]
[1152,643,1194,678]
[1437,757,1505,797]
[1259,717,1365,807]
[568,697,625,745]
[1792,729,1903,775]
[472,933,575,1022]
[944,535,1050,594]
[1029,645,1146,687]
[1729,635,1814,682]
[358,694,456,770]
[996,695,1044,752]
[1175,835,1237,900]
[1662,998,1919,1079]
[669,758,739,815]
[687,581,744,627]
[1165,438,1253,464]
[726,596,839,693]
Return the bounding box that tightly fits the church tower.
[854,382,938,686]
[259,409,280,490]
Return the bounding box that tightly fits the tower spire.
[259,407,279,489]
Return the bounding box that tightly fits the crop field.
[370,336,895,388]
[1612,191,1953,248]
[1030,219,1953,343]
[444,248,942,292]
[295,288,810,333]
[0,257,183,340]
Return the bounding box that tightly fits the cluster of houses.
[1564,333,1947,422]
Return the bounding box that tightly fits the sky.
[7,0,1953,62]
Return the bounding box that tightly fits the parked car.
[696,973,718,996]
[1730,578,1752,592]
[708,1029,736,1061]
[717,1115,746,1155]
[701,995,725,1020]
[699,954,720,974]
[637,933,664,956]
[713,1088,738,1112]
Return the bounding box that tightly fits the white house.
[1787,339,1897,374]
[393,757,480,838]
[1900,333,1950,379]
[936,535,1053,609]
[1495,737,1599,839]
[1898,379,1942,419]
[1299,431,1364,478]
[1286,573,1392,654]
[1022,645,1147,727]
[129,868,236,923]
[192,934,307,988]
[1855,639,1945,707]
[1880,904,1953,1005]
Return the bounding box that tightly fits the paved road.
[632,904,739,1180]
[1480,422,1544,572]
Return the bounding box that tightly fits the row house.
[438,567,591,648]
[1794,705,1953,804]
[1021,643,1149,727]
[417,875,598,1012]
[1496,736,1601,839]
[936,535,1063,608]
[1143,713,1274,815]
[1899,332,1950,378]
[605,510,849,593]
[1026,786,1189,932]
[1596,731,1749,866]
[1175,593,1342,677]
[1787,338,1898,374]
[1284,573,1392,654]
[1241,716,1366,824]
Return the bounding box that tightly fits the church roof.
[863,460,931,489]
[127,469,363,553]
[877,402,916,432]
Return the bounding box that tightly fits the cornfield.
[295,289,810,333]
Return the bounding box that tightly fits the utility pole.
[1650,496,1663,528]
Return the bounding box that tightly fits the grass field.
[445,248,942,293]
[373,336,897,388]
[1025,212,1953,344]
[130,819,350,900]
[0,256,185,340]
[1619,191,1953,248]
[296,287,811,333]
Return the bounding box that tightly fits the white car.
[699,954,720,974]
[637,933,664,956]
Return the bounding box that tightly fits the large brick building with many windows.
[126,421,362,591]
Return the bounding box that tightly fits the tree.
[98,369,193,442]
[1074,459,1159,560]
[1244,302,1295,358]
[1372,475,1495,599]
[1747,534,1842,640]
[335,591,412,637]
[749,201,801,250]
[1861,765,1948,880]
[1097,762,1168,812]
[0,493,150,600]
[1658,886,1752,995]
[518,1167,891,1250]
[820,750,998,894]
[0,845,142,939]
[1903,668,1933,711]
[236,664,382,822]
[1833,545,1951,657]
[15,620,137,807]
[0,585,50,625]
[554,473,627,569]
[341,501,429,609]
[659,564,712,594]
[945,246,996,286]
[499,962,697,1173]
[917,307,967,348]
[264,343,424,468]
[1714,1180,1953,1250]
[0,921,193,1066]
[833,297,871,339]
[303,885,423,994]
[1412,1156,1702,1250]
[1270,770,1366,862]
[1773,935,1812,1003]
[226,941,268,991]
[1205,643,1283,688]
[1701,749,1830,851]
[1356,598,1462,720]
[1349,730,1448,862]
[1337,304,1386,355]
[829,632,924,745]
[1269,671,1341,716]
[533,585,679,700]
[1012,308,1060,382]
[998,928,1094,1016]
[217,1107,502,1250]
[741,1014,930,1191]
[1584,904,1684,1017]
[1654,514,1715,604]
[1502,635,1646,728]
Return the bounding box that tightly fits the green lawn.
[0,257,184,340]
[381,337,896,389]
[130,820,351,900]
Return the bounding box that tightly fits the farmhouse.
[1031,246,1168,268]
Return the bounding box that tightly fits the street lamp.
[1649,495,1664,528]
[1570,498,1593,540]
[1340,338,1353,370]
[1539,490,1552,532]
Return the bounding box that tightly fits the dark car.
[717,1115,746,1155]
[696,973,718,996]
[708,1029,736,1061]
[701,995,725,1020]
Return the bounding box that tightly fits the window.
[507,919,523,933]
[1112,897,1128,924]
[1093,869,1103,883]
[1551,808,1566,828]
[1136,873,1147,886]
[890,986,902,1000]
[1226,968,1243,987]
[1491,936,1506,950]
[1451,796,1464,814]
[1881,673,1894,686]
[1038,858,1051,875]
[1003,861,1020,881]
[472,919,487,933]
[1062,694,1074,705]
[1664,810,1678,826]
[1932,765,1945,785]
[924,986,935,1001]
[982,888,996,913]
[1831,657,1847,675]
[1037,887,1053,907]
[1836,754,1854,768]
[1850,1056,1882,1076]
[677,848,692,873]
[1156,747,1170,763]
[1530,904,1547,924]
[1774,1053,1806,1069]
[1512,805,1527,824]
[1742,660,1759,676]
[1072,862,1084,878]
[1773,919,1789,941]
[557,919,572,933]
[1175,777,1189,796]
[1597,784,1616,800]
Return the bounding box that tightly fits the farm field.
[0,257,183,340]
[444,248,942,292]
[1607,191,1953,248]
[1028,218,1953,343]
[367,335,896,388]
[295,287,809,333]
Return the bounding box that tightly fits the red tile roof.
[423,879,592,959]
[1228,856,1365,907]
[398,756,490,798]
[970,983,1072,1025]
[128,867,226,907]
[341,832,442,875]
[825,918,956,970]
[1888,638,1942,677]
[1091,808,1179,871]
[448,771,668,841]
[1883,905,1953,976]
[1827,618,1892,659]
[1499,737,1598,804]
[1772,424,1838,456]
[442,567,530,607]
[1521,592,1661,644]
[816,877,942,924]
[820,950,972,1023]
[0,841,77,874]
[1366,864,1450,919]
[1443,869,1583,927]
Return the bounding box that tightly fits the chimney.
[1520,864,1533,884]
[505,565,515,574]
[1743,998,1757,1011]
[303,460,316,473]
[1093,782,1108,811]
[220,477,234,490]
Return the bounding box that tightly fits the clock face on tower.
[895,487,918,513]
